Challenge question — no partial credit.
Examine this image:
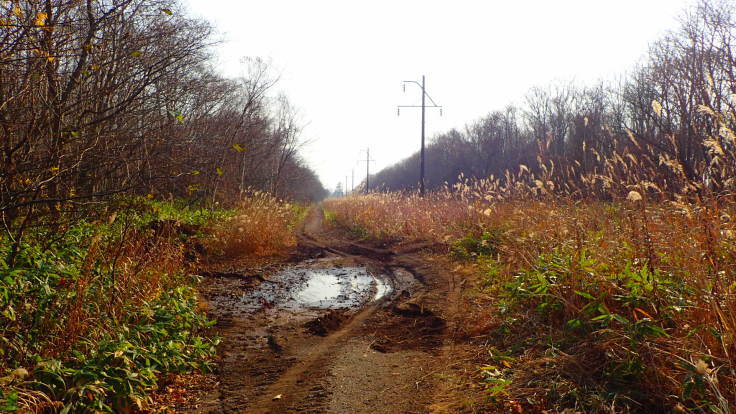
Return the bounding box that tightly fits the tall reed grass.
[323,100,736,411]
[209,190,305,258]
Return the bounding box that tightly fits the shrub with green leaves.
[493,246,709,410]
[0,198,221,412]
[451,231,501,260]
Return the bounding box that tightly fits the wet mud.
[234,265,393,313]
[184,207,460,413]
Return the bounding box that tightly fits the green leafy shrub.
[0,198,220,412]
[494,247,701,410]
[451,231,501,260]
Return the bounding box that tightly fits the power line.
[398,75,443,196]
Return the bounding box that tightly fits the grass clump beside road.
[324,194,736,412]
[209,191,307,259]
[0,194,303,412]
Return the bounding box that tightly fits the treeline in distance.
[371,0,736,200]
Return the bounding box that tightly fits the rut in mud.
[189,207,467,413]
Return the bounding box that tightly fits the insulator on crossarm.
[397,108,400,116]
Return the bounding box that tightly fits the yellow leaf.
[161,8,173,15]
[12,7,22,17]
[34,12,47,26]
[191,170,200,175]
[651,100,663,117]
[216,167,224,176]
[232,143,246,152]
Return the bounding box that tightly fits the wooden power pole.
[358,148,375,194]
[398,76,442,196]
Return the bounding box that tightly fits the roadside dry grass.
[208,191,306,259]
[324,193,736,412]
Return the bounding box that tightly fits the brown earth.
[155,207,490,413]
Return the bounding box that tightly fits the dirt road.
[186,207,478,413]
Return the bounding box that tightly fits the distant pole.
[358,147,375,194]
[366,147,370,194]
[351,169,354,193]
[398,76,442,197]
[420,75,426,196]
[345,175,348,197]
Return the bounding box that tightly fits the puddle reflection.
[235,267,393,313]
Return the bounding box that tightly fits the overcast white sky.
[184,0,695,192]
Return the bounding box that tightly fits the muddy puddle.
[254,266,391,311]
[296,269,391,306]
[210,266,394,318]
[205,261,421,353]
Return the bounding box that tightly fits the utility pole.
[358,147,375,194]
[345,175,348,197]
[398,75,442,196]
[421,76,425,198]
[366,148,369,193]
[351,169,354,193]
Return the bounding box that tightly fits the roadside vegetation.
[210,191,307,259]
[325,194,735,412]
[0,198,223,412]
[0,194,305,413]
[326,1,736,411]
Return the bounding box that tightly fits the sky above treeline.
[184,0,695,192]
